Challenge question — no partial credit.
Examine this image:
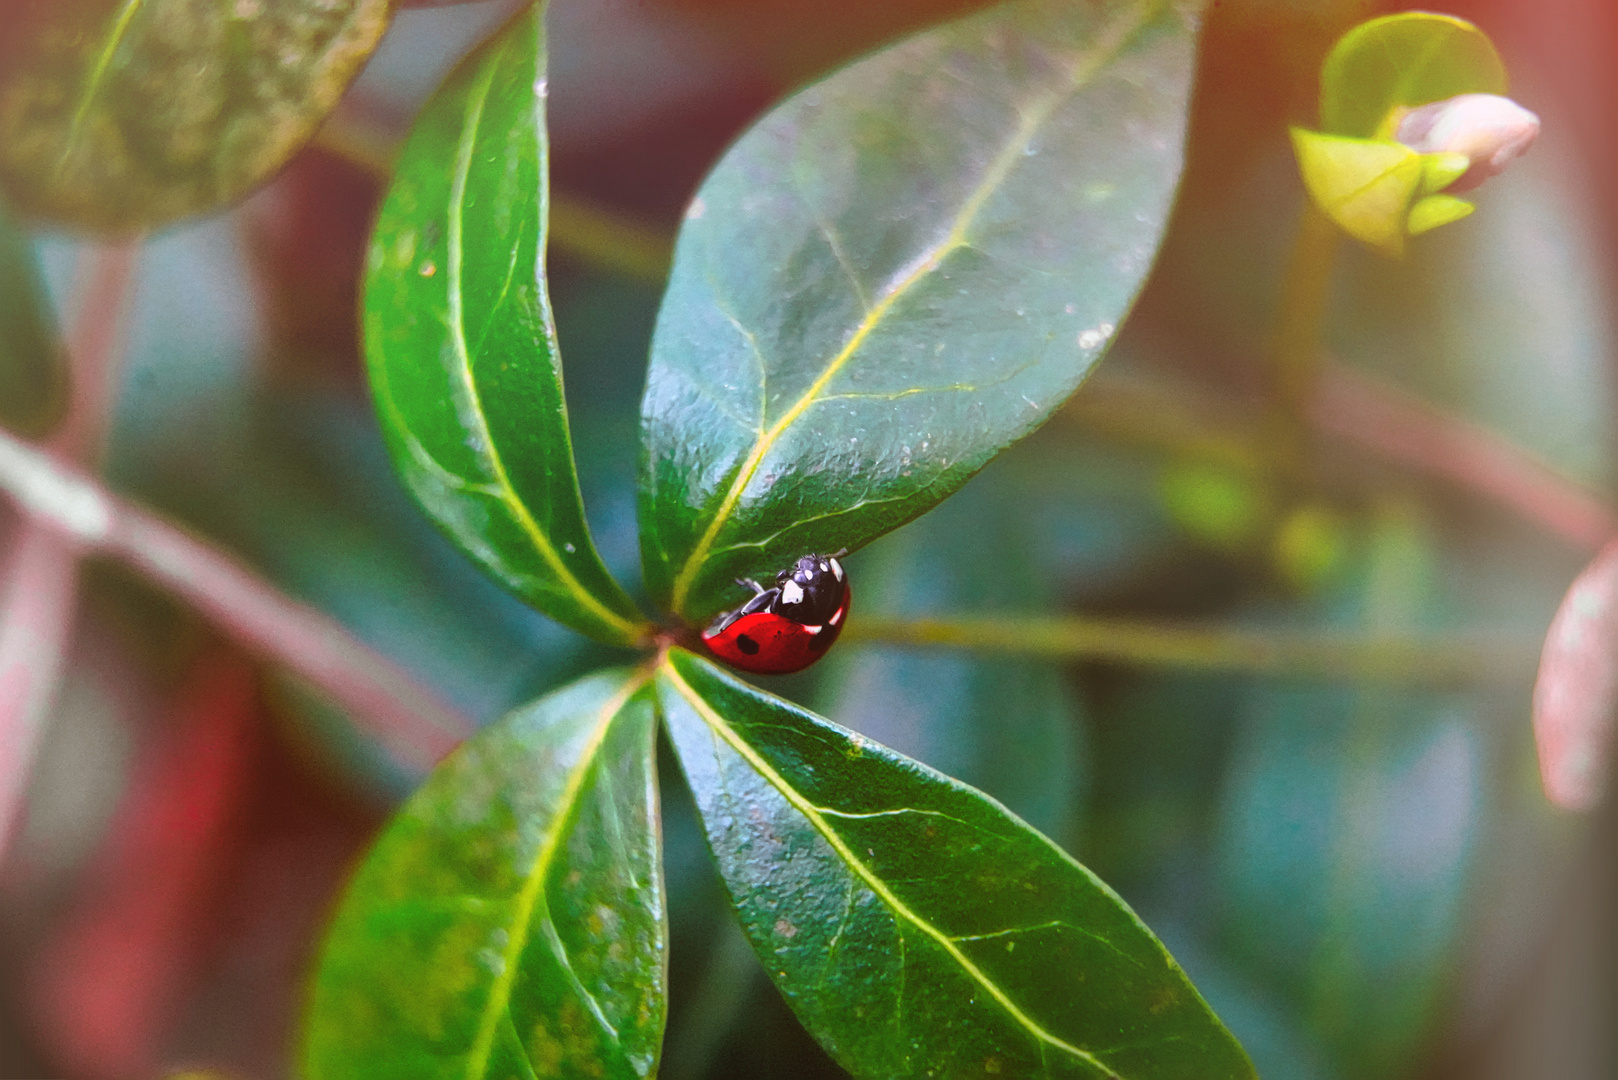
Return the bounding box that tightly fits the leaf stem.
[1067,364,1616,551]
[1266,203,1342,472]
[842,614,1536,686]
[0,425,473,773]
[0,242,138,859]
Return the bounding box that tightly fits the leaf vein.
[62,0,147,168]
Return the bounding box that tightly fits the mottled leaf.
[0,197,66,436]
[659,648,1254,1080]
[0,0,390,232]
[639,0,1198,619]
[364,7,650,646]
[302,669,666,1080]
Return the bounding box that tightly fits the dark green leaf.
[1318,14,1505,139]
[364,7,650,646]
[639,0,1199,619]
[303,668,667,1080]
[0,0,390,232]
[0,198,66,437]
[658,648,1255,1080]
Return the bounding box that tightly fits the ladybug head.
[773,553,846,625]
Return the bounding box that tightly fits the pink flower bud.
[1395,93,1540,192]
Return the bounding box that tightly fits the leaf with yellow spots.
[303,669,666,1080]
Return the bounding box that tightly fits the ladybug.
[700,552,850,675]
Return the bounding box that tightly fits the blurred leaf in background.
[0,0,391,232]
[0,195,67,437]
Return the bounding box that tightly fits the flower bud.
[1394,93,1540,192]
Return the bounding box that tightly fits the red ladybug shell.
[702,586,851,674]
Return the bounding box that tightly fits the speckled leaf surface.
[0,0,390,232]
[0,199,66,437]
[638,0,1199,620]
[658,648,1254,1080]
[363,7,649,646]
[303,669,666,1080]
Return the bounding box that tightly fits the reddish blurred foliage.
[18,646,385,1078]
[245,149,383,390]
[1535,540,1618,812]
[27,650,257,1079]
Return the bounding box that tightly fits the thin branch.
[0,426,472,773]
[0,522,81,853]
[843,614,1538,687]
[0,243,138,858]
[314,104,672,284]
[1314,364,1617,550]
[1266,204,1342,467]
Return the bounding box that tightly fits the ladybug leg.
[736,577,767,597]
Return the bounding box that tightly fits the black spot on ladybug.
[736,634,761,655]
[808,630,832,653]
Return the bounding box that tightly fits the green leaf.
[1406,192,1473,237]
[1289,129,1471,257]
[639,0,1199,619]
[303,668,667,1080]
[363,7,650,646]
[1319,13,1506,139]
[0,0,390,232]
[658,648,1255,1080]
[0,198,67,437]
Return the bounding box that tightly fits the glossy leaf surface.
[658,649,1254,1080]
[0,199,66,437]
[303,668,666,1080]
[0,0,389,232]
[364,7,649,646]
[1319,14,1505,139]
[639,0,1198,619]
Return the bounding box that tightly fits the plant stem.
[0,242,138,858]
[1266,203,1342,472]
[1068,364,1616,552]
[1314,364,1616,549]
[0,425,472,773]
[843,614,1535,686]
